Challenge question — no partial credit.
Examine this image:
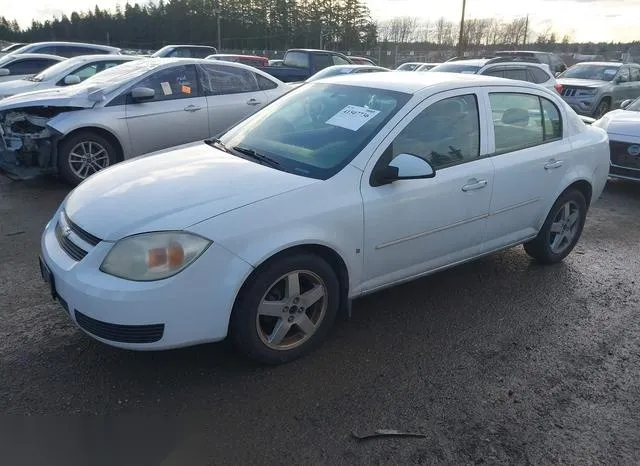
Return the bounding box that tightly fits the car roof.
[1,53,66,61]
[65,54,139,63]
[161,44,216,48]
[444,59,488,66]
[484,62,550,71]
[572,61,624,67]
[25,41,120,51]
[315,70,522,93]
[496,50,550,55]
[137,57,283,81]
[207,54,265,59]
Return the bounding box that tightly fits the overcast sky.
[1,0,638,43]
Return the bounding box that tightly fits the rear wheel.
[58,131,117,186]
[230,253,340,364]
[524,189,587,264]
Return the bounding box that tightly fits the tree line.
[0,2,637,55]
[0,0,377,51]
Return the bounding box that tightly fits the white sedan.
[40,72,610,364]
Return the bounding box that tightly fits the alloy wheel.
[549,200,581,254]
[68,141,111,180]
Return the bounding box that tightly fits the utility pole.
[213,8,222,51]
[523,14,529,46]
[456,0,467,58]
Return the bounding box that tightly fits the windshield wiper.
[232,146,280,168]
[204,137,232,153]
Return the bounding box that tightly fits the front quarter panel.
[187,165,365,297]
[47,103,131,156]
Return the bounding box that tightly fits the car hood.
[0,84,102,110]
[0,79,39,96]
[556,78,608,88]
[593,109,640,136]
[64,142,318,241]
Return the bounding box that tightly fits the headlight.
[100,231,212,281]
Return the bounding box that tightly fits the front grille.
[62,211,101,246]
[74,310,165,344]
[562,88,578,97]
[55,221,88,261]
[610,165,640,181]
[610,141,640,171]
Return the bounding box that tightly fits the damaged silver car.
[0,57,289,185]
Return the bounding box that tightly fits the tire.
[230,253,340,364]
[593,99,610,119]
[524,189,587,264]
[58,131,118,186]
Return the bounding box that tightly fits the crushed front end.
[0,107,65,180]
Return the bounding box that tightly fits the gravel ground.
[0,174,639,466]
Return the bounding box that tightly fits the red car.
[349,56,377,66]
[206,54,269,67]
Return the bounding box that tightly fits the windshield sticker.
[325,105,381,131]
[604,69,617,76]
[181,85,192,94]
[160,81,172,95]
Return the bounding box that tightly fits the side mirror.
[63,74,81,85]
[373,153,435,186]
[0,68,9,77]
[621,99,633,109]
[614,76,624,84]
[131,86,155,102]
[554,71,561,78]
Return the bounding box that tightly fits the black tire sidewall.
[58,131,117,186]
[535,189,587,263]
[594,99,610,118]
[231,253,340,364]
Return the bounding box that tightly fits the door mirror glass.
[621,99,633,109]
[63,74,81,85]
[0,68,10,76]
[131,86,155,101]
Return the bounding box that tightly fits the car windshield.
[218,83,411,180]
[430,63,481,74]
[397,63,420,71]
[28,59,79,82]
[561,64,620,81]
[74,59,160,92]
[626,98,640,112]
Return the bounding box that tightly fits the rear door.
[197,63,268,137]
[124,64,209,156]
[480,88,570,250]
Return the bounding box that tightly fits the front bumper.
[608,138,640,182]
[40,210,254,350]
[561,95,597,116]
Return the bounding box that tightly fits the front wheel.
[58,131,117,186]
[524,189,587,264]
[230,253,340,364]
[593,99,610,119]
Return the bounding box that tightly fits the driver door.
[124,64,209,156]
[359,91,494,292]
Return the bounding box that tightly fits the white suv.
[431,59,561,93]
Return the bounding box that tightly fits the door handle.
[461,179,488,192]
[247,99,262,106]
[544,159,563,170]
[184,104,202,112]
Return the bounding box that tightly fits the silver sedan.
[0,58,290,184]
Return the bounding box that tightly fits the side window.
[6,59,56,75]
[190,48,211,59]
[168,48,191,58]
[385,94,480,170]
[255,73,278,90]
[135,65,199,102]
[333,55,350,66]
[314,54,334,71]
[104,61,125,70]
[503,69,528,81]
[35,45,58,55]
[284,52,309,69]
[631,67,640,82]
[71,63,100,81]
[529,67,550,84]
[483,68,505,78]
[489,93,562,153]
[617,67,630,83]
[198,64,259,95]
[540,98,562,141]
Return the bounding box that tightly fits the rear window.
[284,52,309,69]
[430,63,481,74]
